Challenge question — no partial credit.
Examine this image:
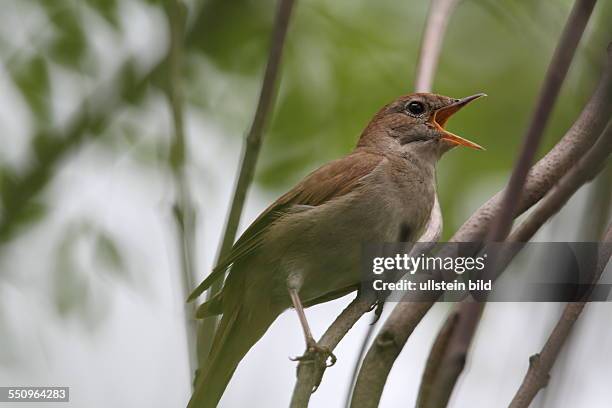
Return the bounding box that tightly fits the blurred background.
[0,0,610,407]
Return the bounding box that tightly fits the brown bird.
[187,92,485,408]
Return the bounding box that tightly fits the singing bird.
[187,92,485,407]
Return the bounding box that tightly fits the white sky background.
[0,1,611,407]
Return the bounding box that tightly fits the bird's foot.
[290,341,337,368]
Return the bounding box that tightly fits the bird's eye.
[406,101,425,116]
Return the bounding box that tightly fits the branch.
[416,310,460,408]
[454,48,612,246]
[414,0,462,93]
[166,0,199,382]
[350,42,612,407]
[488,0,598,242]
[210,0,296,275]
[197,0,297,364]
[508,224,612,408]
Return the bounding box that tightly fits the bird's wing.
[187,149,384,301]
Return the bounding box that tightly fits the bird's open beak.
[432,93,486,150]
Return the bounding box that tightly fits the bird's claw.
[290,343,337,367]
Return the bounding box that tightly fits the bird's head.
[357,92,486,158]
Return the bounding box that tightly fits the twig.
[451,51,612,245]
[488,0,598,242]
[424,301,483,408]
[166,0,199,383]
[414,0,462,93]
[198,0,297,361]
[209,0,296,276]
[350,43,612,408]
[508,224,612,408]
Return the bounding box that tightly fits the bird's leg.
[287,274,336,367]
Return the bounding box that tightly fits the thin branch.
[210,0,296,277]
[487,0,598,242]
[350,43,612,408]
[166,0,199,382]
[508,224,612,408]
[198,0,297,362]
[452,51,612,246]
[416,310,460,408]
[423,301,482,408]
[414,0,461,93]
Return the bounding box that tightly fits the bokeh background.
[0,0,610,407]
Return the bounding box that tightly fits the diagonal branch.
[487,0,598,242]
[508,224,612,408]
[416,310,460,408]
[197,0,297,365]
[414,0,462,93]
[209,0,297,279]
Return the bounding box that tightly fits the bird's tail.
[188,301,278,408]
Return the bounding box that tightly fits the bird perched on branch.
[187,92,485,408]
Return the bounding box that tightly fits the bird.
[187,92,485,408]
